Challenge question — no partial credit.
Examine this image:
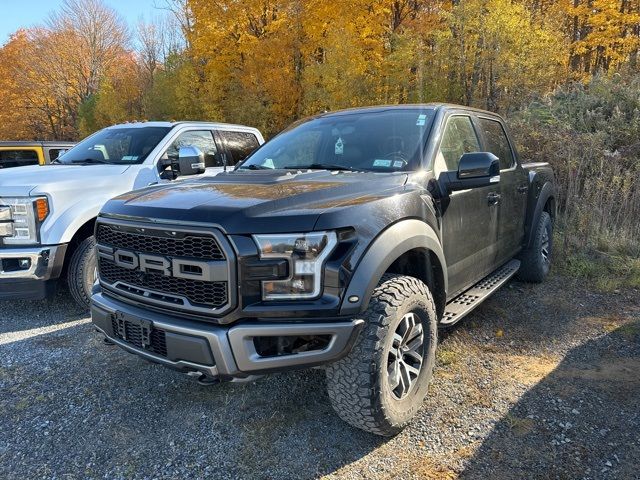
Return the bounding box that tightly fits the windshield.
[58,126,171,165]
[238,108,435,172]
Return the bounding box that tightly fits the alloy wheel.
[387,312,424,400]
[541,227,551,265]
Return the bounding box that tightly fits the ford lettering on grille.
[97,246,227,283]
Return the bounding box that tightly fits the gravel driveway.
[1,273,638,479]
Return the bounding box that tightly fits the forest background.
[1,0,638,287]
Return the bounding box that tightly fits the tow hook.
[197,374,220,386]
[187,371,219,386]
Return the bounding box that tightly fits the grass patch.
[618,322,640,341]
[504,414,536,436]
[555,234,640,292]
[437,348,460,367]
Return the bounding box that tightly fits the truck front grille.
[96,220,234,316]
[99,260,228,309]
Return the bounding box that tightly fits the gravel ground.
[0,272,638,479]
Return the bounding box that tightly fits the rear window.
[218,131,260,165]
[478,118,515,169]
[48,148,70,162]
[0,150,39,169]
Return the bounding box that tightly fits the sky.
[0,0,161,45]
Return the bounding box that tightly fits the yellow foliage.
[0,0,638,140]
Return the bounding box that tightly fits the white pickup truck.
[0,121,264,308]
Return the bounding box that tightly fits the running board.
[441,259,520,326]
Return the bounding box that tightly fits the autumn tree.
[0,31,43,139]
[0,0,130,140]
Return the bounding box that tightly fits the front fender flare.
[339,219,447,316]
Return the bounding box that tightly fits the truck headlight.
[0,197,49,245]
[253,231,338,300]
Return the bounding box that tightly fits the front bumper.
[0,245,67,300]
[91,292,364,381]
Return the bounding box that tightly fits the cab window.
[48,148,69,162]
[217,130,260,165]
[166,130,219,167]
[434,116,480,174]
[478,118,514,169]
[0,149,40,168]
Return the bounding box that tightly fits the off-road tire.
[67,236,96,310]
[517,211,552,283]
[325,274,438,436]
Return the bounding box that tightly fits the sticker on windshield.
[264,158,275,169]
[122,155,138,161]
[335,137,344,155]
[373,159,392,167]
[416,114,427,126]
[393,160,404,168]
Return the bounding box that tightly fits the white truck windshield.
[58,127,171,165]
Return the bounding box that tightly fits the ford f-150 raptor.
[91,104,555,435]
[0,122,263,308]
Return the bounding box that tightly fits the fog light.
[0,222,12,237]
[18,258,31,269]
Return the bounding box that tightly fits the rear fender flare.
[525,182,555,250]
[339,219,447,316]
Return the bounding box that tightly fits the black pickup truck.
[91,104,555,436]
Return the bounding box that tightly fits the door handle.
[517,184,528,194]
[487,192,501,205]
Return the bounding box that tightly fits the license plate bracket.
[112,311,154,348]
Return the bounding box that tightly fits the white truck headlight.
[0,197,49,245]
[253,231,338,300]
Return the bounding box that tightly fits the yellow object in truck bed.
[0,141,75,169]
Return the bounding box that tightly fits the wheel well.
[62,218,96,276]
[384,248,446,319]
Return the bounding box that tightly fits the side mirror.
[175,146,206,176]
[448,152,500,192]
[458,152,500,179]
[432,152,500,197]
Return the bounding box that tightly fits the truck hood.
[0,164,131,196]
[102,170,409,234]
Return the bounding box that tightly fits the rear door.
[434,113,500,297]
[475,116,528,264]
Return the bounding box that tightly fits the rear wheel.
[67,236,97,310]
[325,274,438,436]
[518,211,553,283]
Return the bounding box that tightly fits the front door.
[434,114,500,298]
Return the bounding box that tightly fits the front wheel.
[67,236,97,310]
[325,274,438,436]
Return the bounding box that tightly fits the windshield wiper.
[238,164,273,170]
[283,164,358,171]
[69,158,109,165]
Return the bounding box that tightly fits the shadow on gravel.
[0,290,88,334]
[4,272,636,479]
[0,318,385,479]
[460,320,640,480]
